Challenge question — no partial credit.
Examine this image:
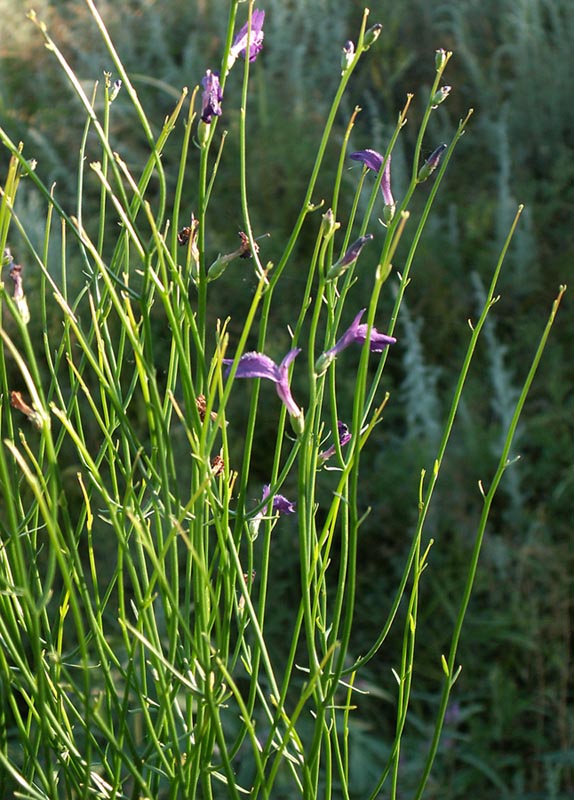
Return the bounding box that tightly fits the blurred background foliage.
[1,0,572,796]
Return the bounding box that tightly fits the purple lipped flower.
[227,9,265,72]
[326,309,396,356]
[315,309,396,373]
[327,234,373,280]
[350,149,395,220]
[223,348,302,418]
[319,421,352,461]
[249,482,295,539]
[201,69,223,123]
[262,484,296,515]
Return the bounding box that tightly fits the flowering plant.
[0,3,564,798]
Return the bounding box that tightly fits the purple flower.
[262,484,296,515]
[224,348,302,418]
[315,310,396,374]
[249,482,295,538]
[319,421,352,461]
[350,149,395,220]
[201,69,223,123]
[326,309,396,357]
[227,9,265,71]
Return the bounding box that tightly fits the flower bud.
[208,231,259,281]
[417,144,447,182]
[314,351,335,376]
[320,208,340,242]
[208,254,230,282]
[382,201,396,224]
[13,294,30,324]
[435,48,447,71]
[431,85,452,109]
[290,409,305,437]
[197,119,211,147]
[178,215,200,279]
[363,23,383,50]
[248,515,262,541]
[341,40,355,73]
[326,234,373,281]
[110,79,122,102]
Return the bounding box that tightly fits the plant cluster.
[0,1,569,798]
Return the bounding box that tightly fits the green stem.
[413,283,566,799]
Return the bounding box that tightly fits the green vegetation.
[0,1,571,797]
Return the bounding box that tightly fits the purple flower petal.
[324,309,396,359]
[275,349,302,417]
[224,351,279,381]
[249,484,295,538]
[273,494,296,514]
[262,483,295,514]
[350,148,383,173]
[337,420,352,448]
[279,348,301,370]
[262,483,296,515]
[353,324,398,353]
[350,149,394,210]
[326,310,366,356]
[224,348,302,417]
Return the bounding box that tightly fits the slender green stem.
[413,283,566,799]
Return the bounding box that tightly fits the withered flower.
[211,454,225,476]
[10,391,43,429]
[196,394,218,423]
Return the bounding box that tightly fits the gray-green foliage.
[471,271,524,519]
[398,295,442,446]
[439,0,574,161]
